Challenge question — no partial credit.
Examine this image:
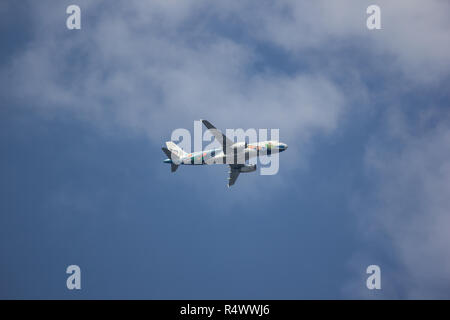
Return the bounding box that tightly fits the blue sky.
[1,1,450,299]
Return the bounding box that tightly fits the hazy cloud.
[350,107,450,298]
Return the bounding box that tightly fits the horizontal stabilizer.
[162,147,180,173]
[162,147,171,158]
[227,165,241,187]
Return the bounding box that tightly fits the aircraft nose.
[279,143,288,151]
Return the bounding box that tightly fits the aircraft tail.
[171,163,179,172]
[162,142,186,172]
[165,141,187,158]
[162,147,180,172]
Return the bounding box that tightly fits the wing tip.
[201,119,214,129]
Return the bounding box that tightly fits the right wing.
[227,164,242,187]
[201,120,234,154]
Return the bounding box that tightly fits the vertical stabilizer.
[165,141,187,159]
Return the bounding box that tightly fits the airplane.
[162,120,288,187]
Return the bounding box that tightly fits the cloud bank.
[2,0,450,298]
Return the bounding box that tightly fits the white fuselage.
[173,140,288,165]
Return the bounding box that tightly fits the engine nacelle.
[239,164,257,173]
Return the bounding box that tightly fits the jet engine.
[239,164,257,173]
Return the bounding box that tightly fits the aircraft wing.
[227,164,242,187]
[201,120,234,154]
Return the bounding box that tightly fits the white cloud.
[240,0,450,83]
[352,107,450,298]
[5,1,348,146]
[6,0,449,139]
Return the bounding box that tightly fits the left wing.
[202,120,234,154]
[227,164,243,187]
